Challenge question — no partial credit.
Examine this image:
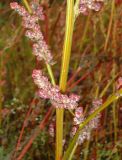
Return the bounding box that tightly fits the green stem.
[63,89,122,160]
[74,0,80,19]
[0,53,3,127]
[68,142,78,160]
[46,63,56,85]
[104,0,115,51]
[79,11,91,51]
[23,0,32,14]
[99,73,119,98]
[112,4,118,142]
[112,68,117,143]
[83,140,90,160]
[56,1,75,160]
[59,1,74,90]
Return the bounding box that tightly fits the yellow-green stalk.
[104,0,115,51]
[111,2,118,143]
[23,0,32,14]
[56,0,75,159]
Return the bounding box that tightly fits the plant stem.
[46,63,56,85]
[0,53,3,127]
[23,0,32,14]
[112,4,118,142]
[104,0,115,51]
[99,73,119,98]
[59,1,74,90]
[79,11,91,51]
[56,1,75,160]
[63,89,122,160]
[74,0,80,19]
[68,142,78,160]
[83,140,90,160]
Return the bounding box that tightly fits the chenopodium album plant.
[10,0,122,160]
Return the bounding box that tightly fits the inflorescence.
[71,99,102,145]
[10,1,53,64]
[79,0,105,14]
[116,77,122,90]
[32,69,80,109]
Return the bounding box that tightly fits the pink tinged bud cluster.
[30,0,45,20]
[49,121,66,145]
[49,117,55,137]
[116,77,122,90]
[70,108,91,144]
[32,69,80,109]
[71,99,102,145]
[49,123,55,137]
[70,107,84,138]
[79,0,104,14]
[90,99,102,129]
[10,2,28,16]
[73,107,84,125]
[10,2,53,64]
[92,99,103,108]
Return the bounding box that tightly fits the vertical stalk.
[23,0,32,14]
[104,0,115,51]
[79,11,91,52]
[83,140,90,160]
[0,53,3,127]
[46,63,56,85]
[68,143,78,160]
[56,0,75,160]
[111,3,118,143]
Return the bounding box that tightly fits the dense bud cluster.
[10,1,53,64]
[49,122,55,137]
[71,99,102,145]
[116,77,122,90]
[32,69,80,109]
[73,107,84,125]
[79,0,105,14]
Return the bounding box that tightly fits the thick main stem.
[56,0,74,160]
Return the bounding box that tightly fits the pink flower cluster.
[71,99,102,145]
[49,121,55,137]
[10,1,53,64]
[116,77,122,90]
[73,107,84,125]
[32,69,80,109]
[89,99,102,129]
[79,0,104,14]
[49,124,55,137]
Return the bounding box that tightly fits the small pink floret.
[10,2,18,9]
